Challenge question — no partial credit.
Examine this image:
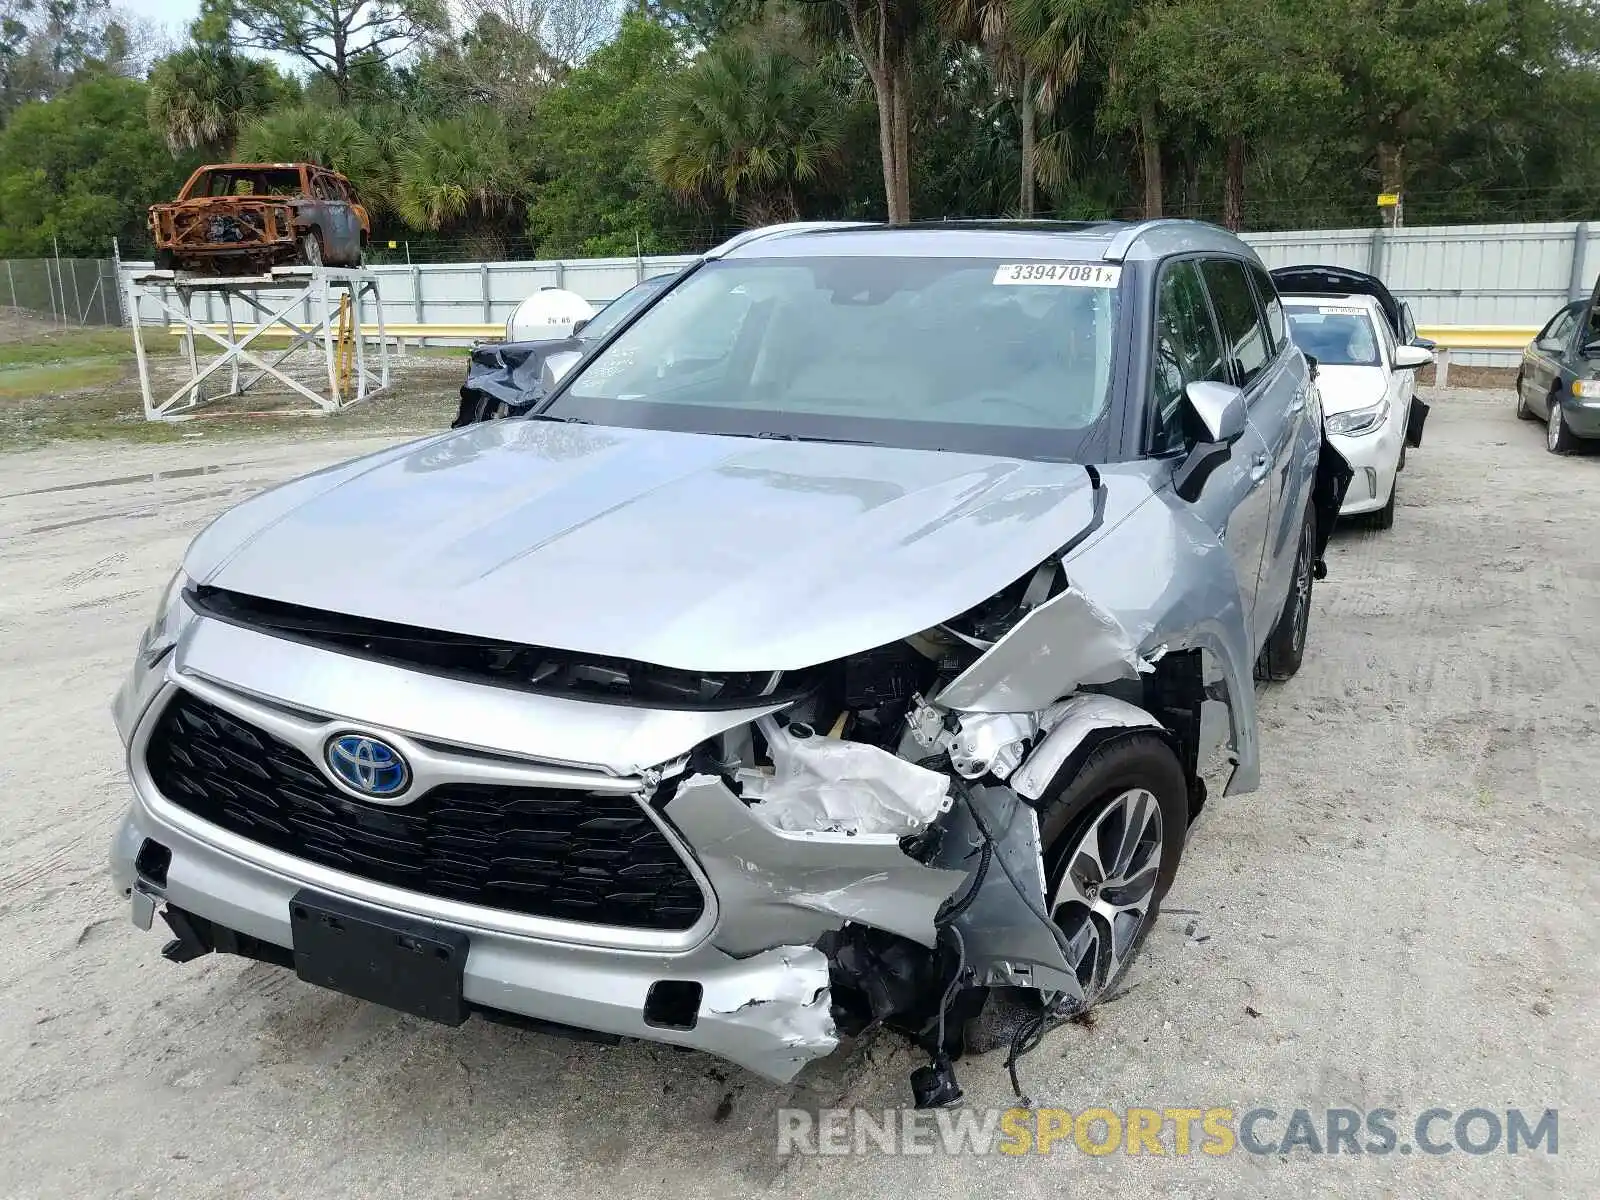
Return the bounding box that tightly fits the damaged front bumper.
[112,793,838,1080]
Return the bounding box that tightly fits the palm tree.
[938,0,1040,215]
[396,114,524,234]
[795,0,921,223]
[1012,0,1161,216]
[650,42,845,226]
[235,105,398,212]
[146,46,284,155]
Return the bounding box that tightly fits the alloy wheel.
[1548,401,1562,451]
[1049,788,1164,1002]
[1290,522,1313,654]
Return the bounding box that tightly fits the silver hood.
[187,420,1138,672]
[1314,364,1388,415]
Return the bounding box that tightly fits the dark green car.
[1517,282,1600,454]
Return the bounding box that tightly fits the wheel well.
[1141,649,1211,822]
[1141,649,1204,778]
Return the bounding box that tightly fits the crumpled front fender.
[664,773,969,957]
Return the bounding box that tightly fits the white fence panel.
[119,223,1598,366]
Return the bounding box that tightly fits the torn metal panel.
[935,585,1152,714]
[937,783,1077,1000]
[740,716,951,835]
[1051,472,1262,796]
[665,774,970,957]
[906,705,1036,781]
[1010,694,1163,802]
[1313,432,1355,566]
[699,945,836,1083]
[452,339,569,426]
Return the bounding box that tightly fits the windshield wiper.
[718,430,877,446]
[524,412,591,424]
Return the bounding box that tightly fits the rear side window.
[1201,259,1270,388]
[1248,264,1288,352]
[1150,259,1228,453]
[1540,306,1578,350]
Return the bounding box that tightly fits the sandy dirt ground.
[0,390,1594,1198]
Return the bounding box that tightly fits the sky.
[119,0,201,38]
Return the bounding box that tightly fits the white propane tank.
[505,287,596,342]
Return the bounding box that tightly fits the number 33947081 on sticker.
[992,263,1123,287]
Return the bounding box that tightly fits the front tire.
[1037,734,1189,1009]
[1367,475,1397,531]
[299,232,323,268]
[1547,392,1580,454]
[1257,502,1315,681]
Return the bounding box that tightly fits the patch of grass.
[0,381,183,451]
[0,327,148,367]
[0,361,125,399]
[0,349,458,452]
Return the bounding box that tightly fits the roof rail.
[1101,219,1194,263]
[702,221,876,259]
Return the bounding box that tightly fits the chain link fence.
[1,257,122,328]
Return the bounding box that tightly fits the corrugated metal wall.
[118,255,698,335]
[1244,221,1596,364]
[121,221,1598,366]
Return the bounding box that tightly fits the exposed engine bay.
[647,547,1214,1106]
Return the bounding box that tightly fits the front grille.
[144,693,704,930]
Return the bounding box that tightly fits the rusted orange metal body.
[148,162,370,274]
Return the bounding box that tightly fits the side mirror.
[1394,345,1434,370]
[571,317,590,336]
[1582,338,1600,359]
[1173,381,1247,503]
[1410,336,1436,352]
[1184,380,1248,443]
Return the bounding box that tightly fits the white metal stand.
[123,265,389,421]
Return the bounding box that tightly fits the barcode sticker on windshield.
[993,263,1122,287]
[1318,305,1367,316]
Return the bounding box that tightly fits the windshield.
[578,275,673,344]
[1285,305,1381,367]
[542,256,1123,458]
[188,168,303,199]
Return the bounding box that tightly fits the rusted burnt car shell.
[148,162,369,273]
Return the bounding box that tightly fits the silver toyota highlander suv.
[110,220,1350,1098]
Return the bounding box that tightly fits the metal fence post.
[5,260,16,313]
[481,263,491,323]
[412,265,423,324]
[68,258,83,324]
[52,236,64,325]
[111,239,126,326]
[1568,221,1590,301]
[1367,227,1386,278]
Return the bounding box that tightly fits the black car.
[453,274,676,427]
[1517,287,1600,454]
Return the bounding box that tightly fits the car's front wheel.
[1038,734,1188,1008]
[1548,392,1581,454]
[1368,475,1397,531]
[1257,502,1315,681]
